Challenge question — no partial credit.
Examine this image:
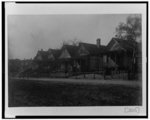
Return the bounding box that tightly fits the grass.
[9,78,142,107]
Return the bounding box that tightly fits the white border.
[5,2,147,118]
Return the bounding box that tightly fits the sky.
[8,14,131,59]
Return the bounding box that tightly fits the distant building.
[33,48,62,73]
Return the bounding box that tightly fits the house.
[47,48,61,72]
[34,49,49,61]
[106,37,141,73]
[59,45,79,59]
[77,38,107,72]
[33,49,49,71]
[59,45,79,72]
[48,48,61,61]
[33,48,62,72]
[134,42,142,73]
[58,39,107,73]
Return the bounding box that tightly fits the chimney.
[96,38,101,48]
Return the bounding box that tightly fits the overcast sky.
[8,14,131,59]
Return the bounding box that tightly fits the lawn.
[8,78,142,107]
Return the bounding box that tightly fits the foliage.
[116,15,141,41]
[8,59,22,76]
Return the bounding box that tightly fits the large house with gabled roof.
[77,38,107,72]
[106,37,141,73]
[57,38,108,73]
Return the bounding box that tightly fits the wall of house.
[89,56,104,71]
[136,56,142,72]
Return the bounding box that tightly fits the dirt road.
[11,77,141,87]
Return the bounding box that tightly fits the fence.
[16,69,139,80]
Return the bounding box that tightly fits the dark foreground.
[9,78,142,107]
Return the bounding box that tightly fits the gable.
[59,49,71,59]
[110,40,125,51]
[78,45,89,56]
[48,54,55,60]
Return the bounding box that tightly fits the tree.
[116,15,141,41]
[8,59,22,77]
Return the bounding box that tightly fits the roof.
[62,45,79,58]
[34,50,48,60]
[48,49,61,58]
[107,38,140,52]
[79,42,107,55]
